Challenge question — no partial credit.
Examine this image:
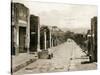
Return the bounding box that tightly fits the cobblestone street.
[13,39,97,75]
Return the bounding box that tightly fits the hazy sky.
[13,0,97,29]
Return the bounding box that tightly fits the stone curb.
[11,58,37,73]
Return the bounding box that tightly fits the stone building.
[91,16,97,62]
[86,16,97,62]
[30,15,40,53]
[40,26,50,50]
[11,3,30,55]
[40,26,65,50]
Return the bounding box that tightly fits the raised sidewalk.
[12,53,38,73]
[69,50,97,71]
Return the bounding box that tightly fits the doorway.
[19,27,26,53]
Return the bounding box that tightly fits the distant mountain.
[60,27,90,34]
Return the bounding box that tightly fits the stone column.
[51,38,53,47]
[44,31,47,50]
[27,10,30,54]
[37,17,41,52]
[16,25,19,55]
[49,30,51,48]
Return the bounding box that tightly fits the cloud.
[13,0,97,29]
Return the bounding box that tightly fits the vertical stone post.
[16,25,19,55]
[51,39,53,47]
[37,17,41,52]
[49,29,51,48]
[44,30,47,50]
[27,10,30,54]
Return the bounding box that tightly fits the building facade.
[40,26,50,50]
[30,15,40,53]
[11,3,30,55]
[91,16,97,62]
[86,16,97,62]
[40,26,66,50]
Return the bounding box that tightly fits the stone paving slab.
[12,39,97,75]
